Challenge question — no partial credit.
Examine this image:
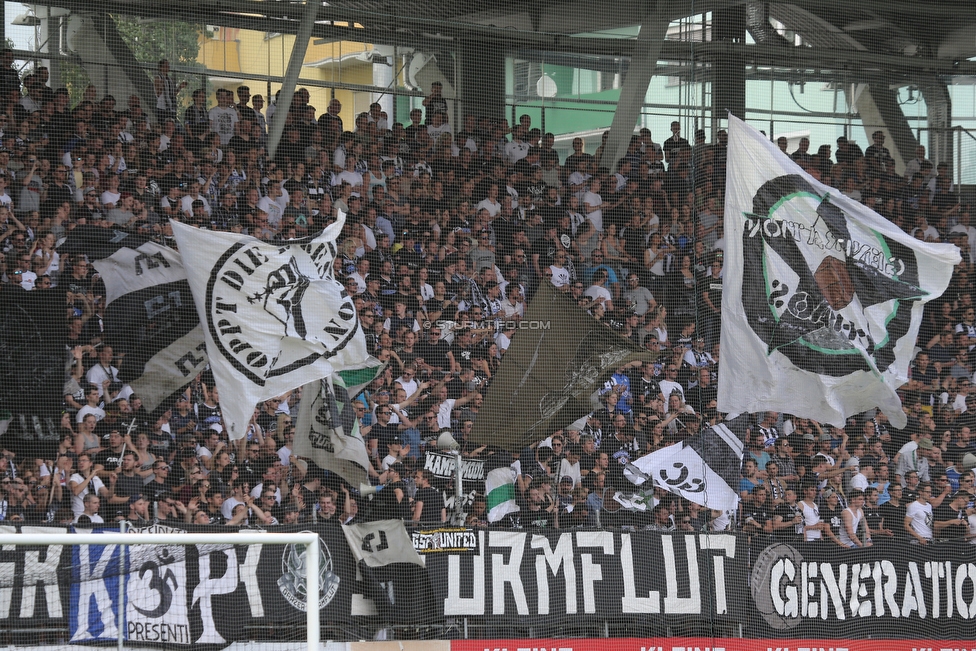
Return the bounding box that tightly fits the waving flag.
[292,361,384,487]
[470,280,656,452]
[172,216,369,440]
[91,239,208,412]
[484,452,520,523]
[624,415,748,512]
[718,115,959,428]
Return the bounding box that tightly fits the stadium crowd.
[1,52,976,544]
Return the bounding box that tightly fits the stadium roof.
[20,0,976,77]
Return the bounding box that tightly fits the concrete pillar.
[602,0,672,169]
[456,38,505,122]
[711,6,746,129]
[267,0,319,160]
[64,14,155,115]
[920,81,952,167]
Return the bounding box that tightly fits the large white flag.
[719,115,959,428]
[171,217,369,440]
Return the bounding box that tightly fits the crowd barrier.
[1,523,975,646]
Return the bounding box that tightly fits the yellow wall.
[197,27,374,125]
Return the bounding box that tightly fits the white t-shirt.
[76,405,106,424]
[180,194,212,216]
[549,265,571,288]
[850,473,870,491]
[475,198,501,218]
[584,284,612,306]
[801,500,821,541]
[582,191,603,232]
[69,474,106,517]
[905,501,933,540]
[436,398,457,430]
[209,106,239,145]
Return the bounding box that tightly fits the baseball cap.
[560,476,574,485]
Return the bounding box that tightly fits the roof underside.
[23,0,976,79]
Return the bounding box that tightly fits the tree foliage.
[61,17,206,109]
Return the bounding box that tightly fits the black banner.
[3,525,976,644]
[748,539,976,639]
[423,529,745,622]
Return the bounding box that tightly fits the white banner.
[171,217,369,439]
[718,115,959,428]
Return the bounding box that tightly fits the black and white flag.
[719,116,959,428]
[92,239,208,412]
[292,363,382,487]
[172,217,370,440]
[341,520,424,568]
[625,415,748,512]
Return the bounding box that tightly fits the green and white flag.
[293,359,385,487]
[485,454,519,523]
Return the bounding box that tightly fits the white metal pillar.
[602,1,672,169]
[267,0,320,160]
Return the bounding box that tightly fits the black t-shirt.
[934,503,966,539]
[520,506,556,529]
[370,422,400,451]
[822,505,843,539]
[742,502,772,533]
[418,340,452,371]
[450,343,476,370]
[772,503,803,542]
[414,486,444,524]
[529,237,559,272]
[373,480,407,521]
[863,504,884,535]
[115,474,144,499]
[93,448,124,472]
[879,501,907,539]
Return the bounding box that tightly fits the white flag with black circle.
[719,115,960,428]
[171,217,369,440]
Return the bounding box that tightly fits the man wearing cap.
[381,436,410,472]
[896,434,933,486]
[124,494,151,524]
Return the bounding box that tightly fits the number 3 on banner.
[361,530,389,553]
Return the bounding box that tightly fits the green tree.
[60,17,206,108]
[112,17,207,112]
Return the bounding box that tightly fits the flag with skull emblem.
[171,216,370,440]
[718,115,959,429]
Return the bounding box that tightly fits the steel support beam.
[602,1,672,170]
[854,84,915,176]
[266,0,319,160]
